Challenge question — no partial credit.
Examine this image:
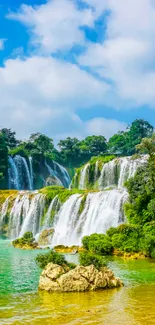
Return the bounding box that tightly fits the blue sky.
[0,0,155,141]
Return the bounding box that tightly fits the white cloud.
[7,0,94,54]
[86,117,127,139]
[3,0,155,141]
[0,55,111,139]
[78,0,155,107]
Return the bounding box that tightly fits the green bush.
[12,232,35,246]
[23,232,34,240]
[79,251,107,270]
[82,233,113,255]
[36,250,66,269]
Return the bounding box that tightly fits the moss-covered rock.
[38,228,54,246]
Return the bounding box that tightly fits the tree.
[108,131,128,155]
[127,119,154,155]
[108,119,154,156]
[136,134,155,158]
[58,137,80,166]
[29,133,54,155]
[0,128,19,149]
[80,136,107,157]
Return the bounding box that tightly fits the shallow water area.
[0,238,155,325]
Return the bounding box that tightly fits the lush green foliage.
[108,119,153,155]
[36,250,66,269]
[82,234,113,255]
[12,232,35,247]
[79,251,107,270]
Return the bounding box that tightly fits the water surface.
[0,238,155,325]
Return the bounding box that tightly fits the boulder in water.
[38,228,54,246]
[39,263,123,292]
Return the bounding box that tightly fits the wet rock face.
[39,263,123,292]
[38,228,54,246]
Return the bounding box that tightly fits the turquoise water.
[0,238,155,325]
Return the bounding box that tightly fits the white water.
[99,156,147,189]
[19,194,45,237]
[52,189,128,246]
[8,155,33,190]
[45,162,63,187]
[79,163,90,190]
[8,194,30,239]
[43,195,60,228]
[0,197,10,227]
[52,194,83,246]
[53,161,71,188]
[29,157,34,190]
[8,156,19,189]
[21,157,33,190]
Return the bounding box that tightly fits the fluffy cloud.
[7,0,93,53]
[0,55,111,139]
[79,0,155,107]
[3,0,155,141]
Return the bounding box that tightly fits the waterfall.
[8,156,19,189]
[19,194,46,237]
[98,156,148,190]
[79,163,90,190]
[53,161,71,188]
[99,159,117,189]
[8,155,33,190]
[45,162,63,187]
[43,195,60,228]
[51,194,83,246]
[21,157,33,190]
[0,197,10,228]
[8,194,30,239]
[52,189,128,246]
[28,157,34,190]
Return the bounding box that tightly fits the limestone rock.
[39,263,123,293]
[38,229,54,246]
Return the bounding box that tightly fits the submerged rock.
[39,263,123,292]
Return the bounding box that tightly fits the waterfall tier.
[72,156,148,190]
[0,188,128,243]
[8,155,71,190]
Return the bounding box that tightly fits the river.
[0,238,155,325]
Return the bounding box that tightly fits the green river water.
[0,238,155,325]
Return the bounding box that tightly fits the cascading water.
[19,194,46,237]
[2,155,148,244]
[53,161,71,188]
[8,156,19,189]
[28,157,34,190]
[79,163,90,190]
[51,194,83,246]
[43,195,60,228]
[98,156,147,190]
[45,162,63,187]
[0,197,10,228]
[51,190,128,246]
[8,194,30,239]
[21,157,33,190]
[8,155,33,190]
[8,155,70,190]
